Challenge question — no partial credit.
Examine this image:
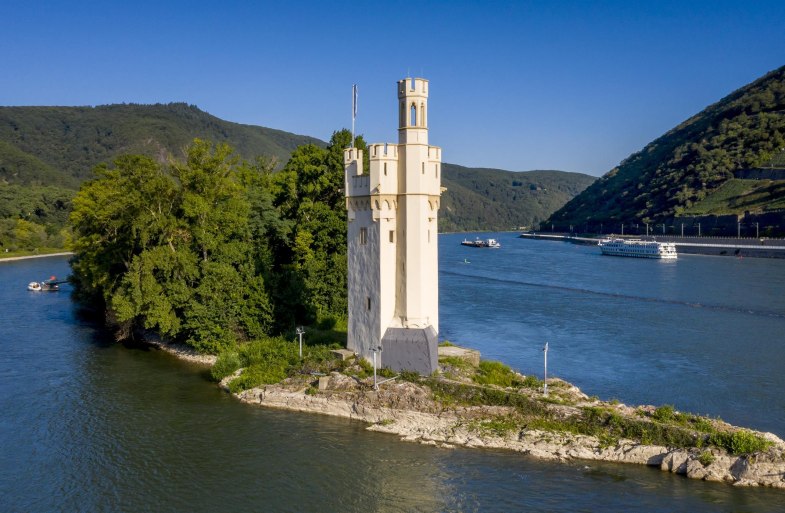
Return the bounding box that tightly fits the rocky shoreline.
[150,336,785,489]
[225,371,785,489]
[144,333,217,366]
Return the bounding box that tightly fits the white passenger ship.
[598,238,677,259]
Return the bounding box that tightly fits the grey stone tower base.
[381,326,438,375]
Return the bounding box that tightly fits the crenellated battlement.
[368,143,399,161]
[397,78,428,98]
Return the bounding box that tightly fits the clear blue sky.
[1,0,784,176]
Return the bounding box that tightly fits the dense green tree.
[265,129,362,327]
[71,140,274,352]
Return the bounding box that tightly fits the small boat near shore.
[598,238,677,259]
[461,238,501,249]
[27,276,65,291]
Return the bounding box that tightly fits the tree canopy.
[70,132,359,353]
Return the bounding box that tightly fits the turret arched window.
[410,103,417,126]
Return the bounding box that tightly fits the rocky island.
[151,337,785,489]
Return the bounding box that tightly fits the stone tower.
[344,77,442,374]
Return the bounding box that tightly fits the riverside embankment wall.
[520,234,785,258]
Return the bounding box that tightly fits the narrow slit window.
[422,162,425,174]
[366,297,371,310]
[389,230,394,243]
[410,104,417,126]
[360,227,368,245]
[435,163,438,177]
[428,229,431,243]
[384,162,387,176]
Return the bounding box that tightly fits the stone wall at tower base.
[381,326,438,375]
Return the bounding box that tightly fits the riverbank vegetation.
[70,132,363,353]
[0,184,74,253]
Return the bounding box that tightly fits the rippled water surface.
[1,243,784,512]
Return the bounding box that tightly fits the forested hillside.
[0,103,322,187]
[0,104,321,252]
[440,164,595,232]
[0,103,593,253]
[548,64,785,228]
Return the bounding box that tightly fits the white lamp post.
[543,342,549,396]
[296,326,305,358]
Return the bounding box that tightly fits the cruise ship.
[598,238,677,259]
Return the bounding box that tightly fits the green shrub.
[579,406,696,448]
[440,356,473,371]
[708,430,773,455]
[690,416,716,433]
[228,362,288,393]
[474,416,519,437]
[218,336,341,392]
[520,375,543,389]
[426,379,549,416]
[474,360,520,387]
[210,350,242,381]
[652,405,676,422]
[698,450,716,466]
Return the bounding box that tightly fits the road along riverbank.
[0,251,74,263]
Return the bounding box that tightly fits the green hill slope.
[547,65,785,228]
[0,103,323,187]
[441,164,595,232]
[0,103,593,251]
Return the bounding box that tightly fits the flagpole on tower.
[351,84,358,148]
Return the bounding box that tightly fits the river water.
[1,236,784,512]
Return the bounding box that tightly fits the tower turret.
[398,78,429,145]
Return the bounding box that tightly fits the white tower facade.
[344,78,442,374]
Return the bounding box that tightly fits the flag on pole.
[352,84,358,120]
[543,342,548,352]
[351,84,358,148]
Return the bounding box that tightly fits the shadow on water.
[442,269,785,319]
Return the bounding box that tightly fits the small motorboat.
[27,276,63,291]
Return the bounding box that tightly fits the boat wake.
[441,270,785,320]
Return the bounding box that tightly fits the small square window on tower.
[360,227,368,245]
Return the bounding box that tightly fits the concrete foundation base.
[381,326,438,375]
